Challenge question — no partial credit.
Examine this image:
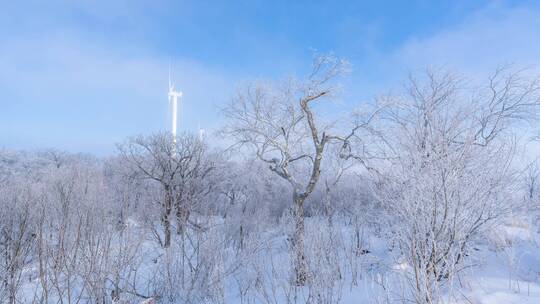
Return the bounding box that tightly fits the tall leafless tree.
[223,54,355,285]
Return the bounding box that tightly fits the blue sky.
[2,0,540,155]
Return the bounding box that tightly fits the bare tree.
[360,68,540,303]
[171,135,216,236]
[117,132,212,248]
[0,183,35,304]
[523,158,540,203]
[223,54,350,285]
[40,149,69,169]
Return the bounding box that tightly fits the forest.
[2,55,540,303]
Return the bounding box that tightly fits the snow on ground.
[338,220,540,303]
[17,217,540,303]
[443,221,540,304]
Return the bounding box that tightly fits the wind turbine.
[198,123,206,141]
[168,68,183,152]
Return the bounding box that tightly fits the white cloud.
[0,32,234,154]
[392,4,540,77]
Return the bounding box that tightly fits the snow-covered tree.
[223,54,351,285]
[364,68,540,303]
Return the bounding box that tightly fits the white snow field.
[13,215,540,304]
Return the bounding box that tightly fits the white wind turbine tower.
[198,123,206,141]
[168,69,183,153]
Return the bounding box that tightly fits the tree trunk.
[292,194,308,286]
[176,205,189,236]
[163,186,172,248]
